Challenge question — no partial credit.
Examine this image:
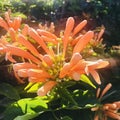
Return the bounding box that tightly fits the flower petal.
[73,31,94,53]
[18,34,43,60]
[28,77,46,83]
[5,45,40,64]
[0,17,9,30]
[18,69,28,77]
[100,83,112,98]
[41,35,58,44]
[42,54,53,66]
[13,63,38,71]
[63,17,75,56]
[29,28,54,57]
[37,81,57,96]
[37,29,57,40]
[59,63,71,78]
[28,69,51,78]
[72,20,87,36]
[22,24,29,36]
[90,70,101,84]
[13,17,21,30]
[72,72,80,81]
[70,53,82,67]
[9,28,16,42]
[71,35,83,46]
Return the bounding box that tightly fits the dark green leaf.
[14,113,39,120]
[0,83,20,100]
[60,116,72,120]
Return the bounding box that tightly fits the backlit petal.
[73,31,94,53]
[90,70,101,84]
[37,81,57,96]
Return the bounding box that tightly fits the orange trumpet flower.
[0,14,109,96]
[0,11,21,31]
[91,83,120,120]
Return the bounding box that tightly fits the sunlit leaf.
[4,97,48,120]
[25,83,42,93]
[80,74,96,88]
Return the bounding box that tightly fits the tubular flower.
[0,11,30,58]
[91,83,120,120]
[0,11,21,31]
[0,15,109,96]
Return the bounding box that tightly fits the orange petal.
[59,63,71,78]
[42,54,53,66]
[87,60,109,70]
[72,20,87,36]
[22,24,29,36]
[5,52,16,63]
[70,59,86,72]
[96,60,109,69]
[37,29,57,40]
[70,53,82,67]
[104,103,117,110]
[90,70,101,85]
[0,36,9,45]
[63,17,75,56]
[13,63,38,71]
[18,69,28,77]
[100,83,112,98]
[0,17,8,30]
[14,70,25,83]
[5,45,40,64]
[96,87,101,98]
[18,34,43,60]
[72,72,80,81]
[28,77,46,83]
[29,28,54,57]
[50,22,55,33]
[71,35,83,46]
[28,69,51,78]
[8,20,14,28]
[37,81,57,96]
[97,28,105,41]
[41,35,58,44]
[105,111,120,120]
[73,31,94,53]
[4,12,14,28]
[114,101,120,108]
[13,17,21,30]
[4,11,10,23]
[9,28,16,42]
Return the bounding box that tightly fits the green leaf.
[57,85,78,106]
[17,97,48,113]
[0,83,20,100]
[72,89,97,109]
[4,97,48,120]
[24,82,42,93]
[80,74,96,88]
[27,83,41,93]
[14,113,39,120]
[60,116,72,120]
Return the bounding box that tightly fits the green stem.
[57,85,78,106]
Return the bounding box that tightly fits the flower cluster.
[92,83,120,120]
[0,12,110,97]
